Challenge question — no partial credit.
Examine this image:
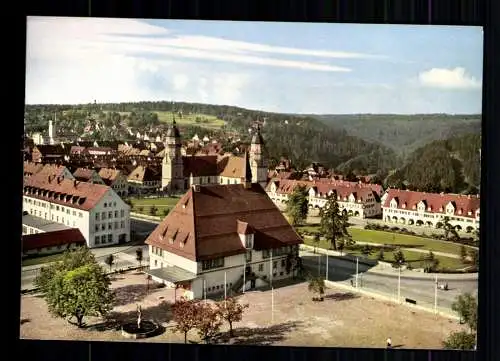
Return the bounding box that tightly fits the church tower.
[48,113,56,145]
[249,124,269,188]
[162,118,184,193]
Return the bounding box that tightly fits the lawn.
[348,228,466,255]
[129,197,180,216]
[302,235,467,271]
[22,253,63,267]
[296,224,467,256]
[155,111,225,129]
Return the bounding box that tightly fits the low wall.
[299,244,392,268]
[324,280,459,320]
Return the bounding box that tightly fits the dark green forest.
[385,133,481,194]
[24,102,481,193]
[312,113,481,158]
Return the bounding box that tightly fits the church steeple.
[162,111,184,194]
[249,123,268,188]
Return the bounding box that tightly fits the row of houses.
[265,178,481,232]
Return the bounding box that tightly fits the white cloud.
[28,17,383,104]
[418,67,481,89]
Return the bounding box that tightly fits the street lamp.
[397,260,402,304]
[355,257,359,288]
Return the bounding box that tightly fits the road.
[300,250,478,312]
[21,218,157,291]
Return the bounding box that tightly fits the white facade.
[148,244,297,300]
[382,199,480,232]
[110,173,129,197]
[266,182,382,219]
[22,188,130,248]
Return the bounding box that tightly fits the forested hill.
[385,133,481,194]
[311,114,481,158]
[24,101,402,174]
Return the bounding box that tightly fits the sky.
[25,17,484,115]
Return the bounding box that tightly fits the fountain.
[121,304,159,339]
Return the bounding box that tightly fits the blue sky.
[25,17,483,114]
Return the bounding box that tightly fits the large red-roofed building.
[382,189,480,232]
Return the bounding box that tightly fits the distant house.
[32,144,70,163]
[73,168,105,184]
[22,228,86,257]
[98,168,129,197]
[145,182,303,300]
[127,165,162,195]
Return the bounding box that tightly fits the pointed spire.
[244,151,252,183]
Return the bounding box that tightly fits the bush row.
[364,223,477,246]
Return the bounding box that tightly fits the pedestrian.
[350,279,354,287]
[386,337,392,349]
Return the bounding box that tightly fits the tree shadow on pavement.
[324,292,359,301]
[112,283,165,307]
[85,300,172,333]
[216,321,303,346]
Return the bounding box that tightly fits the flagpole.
[224,272,227,300]
[270,248,274,324]
[203,279,206,303]
[326,253,329,281]
[243,252,246,293]
[434,274,438,314]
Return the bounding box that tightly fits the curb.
[324,280,459,321]
[300,245,478,281]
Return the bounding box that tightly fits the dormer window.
[458,209,463,215]
[427,206,432,212]
[468,211,472,216]
[402,203,406,209]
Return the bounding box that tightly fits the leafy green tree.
[424,251,440,272]
[452,293,478,333]
[286,185,309,226]
[319,192,350,250]
[392,249,406,268]
[377,248,385,261]
[459,244,467,263]
[193,302,223,344]
[171,298,199,344]
[361,245,372,257]
[35,250,113,328]
[215,297,249,337]
[443,217,459,240]
[137,206,144,213]
[312,232,321,253]
[34,247,96,292]
[105,254,114,272]
[162,207,170,217]
[443,331,476,350]
[136,248,143,267]
[307,277,325,301]
[149,206,158,216]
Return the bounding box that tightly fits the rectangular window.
[95,236,100,245]
[101,212,106,220]
[66,209,70,214]
[281,259,286,267]
[95,225,99,232]
[245,250,252,263]
[61,207,64,212]
[108,234,113,243]
[108,211,113,218]
[79,212,83,218]
[258,263,264,272]
[115,211,118,218]
[96,213,100,221]
[120,221,124,228]
[201,257,225,271]
[101,224,106,231]
[115,221,119,229]
[121,210,125,217]
[108,223,112,230]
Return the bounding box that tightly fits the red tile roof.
[267,178,381,202]
[146,184,303,261]
[73,168,95,181]
[98,168,122,185]
[217,155,246,178]
[127,165,161,182]
[183,155,218,177]
[23,161,44,176]
[382,189,480,218]
[22,228,86,251]
[23,172,111,211]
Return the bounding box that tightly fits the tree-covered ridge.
[24,101,402,174]
[312,113,481,158]
[385,133,481,194]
